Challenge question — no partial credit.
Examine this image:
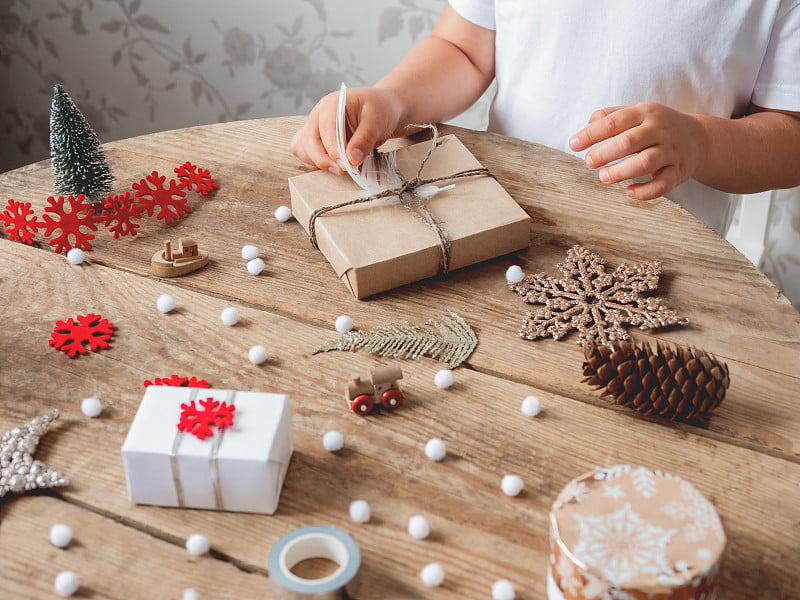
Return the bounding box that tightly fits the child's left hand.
[569,102,708,200]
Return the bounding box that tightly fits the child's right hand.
[290,86,405,175]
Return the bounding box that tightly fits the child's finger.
[570,106,643,151]
[587,106,624,124]
[625,166,677,200]
[598,146,667,185]
[347,104,390,166]
[584,127,657,169]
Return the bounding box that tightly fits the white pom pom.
[183,589,200,600]
[156,293,175,314]
[425,438,446,461]
[420,563,444,587]
[246,257,265,276]
[492,579,516,600]
[501,475,524,497]
[66,248,85,265]
[407,515,430,540]
[323,430,344,452]
[220,306,240,326]
[80,397,102,418]
[54,571,79,596]
[186,533,210,556]
[434,369,454,389]
[521,395,541,417]
[49,523,73,548]
[505,265,524,283]
[274,205,292,222]
[349,499,370,523]
[248,345,268,365]
[241,244,259,260]
[334,315,353,333]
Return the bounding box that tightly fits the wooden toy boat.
[151,238,209,277]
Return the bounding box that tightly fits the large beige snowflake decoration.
[509,245,687,347]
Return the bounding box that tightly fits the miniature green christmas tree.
[50,84,114,201]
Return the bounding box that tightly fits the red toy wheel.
[351,394,375,415]
[381,389,404,410]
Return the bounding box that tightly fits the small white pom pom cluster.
[424,438,447,461]
[433,369,454,389]
[322,430,344,452]
[54,571,79,596]
[349,500,370,523]
[49,524,73,548]
[66,248,85,265]
[274,205,292,222]
[334,315,353,333]
[185,533,210,556]
[241,245,265,275]
[420,562,445,587]
[80,397,102,418]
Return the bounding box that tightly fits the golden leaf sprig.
[313,310,477,368]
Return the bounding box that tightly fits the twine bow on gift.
[307,125,493,274]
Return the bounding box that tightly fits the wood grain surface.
[1,117,798,599]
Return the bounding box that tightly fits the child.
[290,1,800,235]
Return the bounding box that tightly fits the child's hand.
[290,87,404,175]
[569,102,708,200]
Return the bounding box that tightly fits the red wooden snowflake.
[143,375,210,388]
[48,313,115,358]
[39,195,98,253]
[174,161,218,196]
[1,199,42,244]
[132,171,190,225]
[177,397,235,440]
[101,191,146,238]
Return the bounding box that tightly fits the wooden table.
[1,117,798,599]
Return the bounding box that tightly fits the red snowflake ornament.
[49,313,115,358]
[174,161,218,196]
[143,375,210,388]
[177,397,235,440]
[101,191,146,238]
[1,199,42,244]
[40,195,98,253]
[132,171,190,225]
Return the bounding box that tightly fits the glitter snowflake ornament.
[49,313,115,358]
[509,245,687,347]
[0,409,69,499]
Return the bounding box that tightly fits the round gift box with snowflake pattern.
[548,465,725,600]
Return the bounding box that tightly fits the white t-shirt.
[448,0,800,234]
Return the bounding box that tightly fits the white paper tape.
[268,526,360,599]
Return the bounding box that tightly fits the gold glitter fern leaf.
[313,310,477,368]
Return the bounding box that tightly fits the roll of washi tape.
[268,526,361,599]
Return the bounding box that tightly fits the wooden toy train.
[344,365,404,415]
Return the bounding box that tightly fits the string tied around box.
[307,84,493,275]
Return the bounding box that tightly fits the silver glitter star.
[0,409,69,498]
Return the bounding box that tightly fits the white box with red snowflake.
[121,386,293,514]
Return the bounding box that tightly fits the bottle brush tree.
[50,84,114,202]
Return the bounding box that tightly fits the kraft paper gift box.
[121,386,293,515]
[289,134,530,299]
[548,465,726,600]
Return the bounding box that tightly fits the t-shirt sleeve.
[752,0,800,111]
[448,0,496,30]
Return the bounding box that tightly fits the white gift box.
[121,386,293,514]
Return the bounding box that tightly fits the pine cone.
[582,340,730,424]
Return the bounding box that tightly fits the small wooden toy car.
[345,365,404,415]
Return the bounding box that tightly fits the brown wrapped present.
[549,465,725,600]
[289,134,530,299]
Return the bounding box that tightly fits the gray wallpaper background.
[0,0,796,309]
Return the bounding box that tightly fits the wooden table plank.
[1,239,798,599]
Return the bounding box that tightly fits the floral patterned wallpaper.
[0,0,796,310]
